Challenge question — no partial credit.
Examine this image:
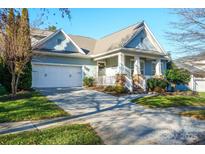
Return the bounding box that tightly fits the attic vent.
[57,39,62,45]
[140,37,144,43]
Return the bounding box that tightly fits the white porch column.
[118,52,125,74]
[133,56,141,75]
[155,58,162,76]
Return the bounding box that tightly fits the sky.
[29,8,180,59]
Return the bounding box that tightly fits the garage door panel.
[32,64,82,88]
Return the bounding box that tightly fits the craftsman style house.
[31,21,170,92]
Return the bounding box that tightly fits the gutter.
[33,50,92,59]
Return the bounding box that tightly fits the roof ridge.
[99,21,144,40]
[31,27,53,32]
[68,34,97,41]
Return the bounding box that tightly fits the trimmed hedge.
[104,85,125,94]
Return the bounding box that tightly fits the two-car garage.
[32,63,83,88]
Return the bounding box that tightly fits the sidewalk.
[0,116,87,135]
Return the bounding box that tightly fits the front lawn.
[180,110,205,120]
[132,94,205,108]
[0,91,68,123]
[0,124,103,145]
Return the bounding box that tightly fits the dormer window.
[57,39,62,45]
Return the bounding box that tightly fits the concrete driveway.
[39,88,205,144]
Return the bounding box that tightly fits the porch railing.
[118,65,132,79]
[96,65,149,92]
[96,76,116,86]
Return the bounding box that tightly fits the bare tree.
[167,8,205,55]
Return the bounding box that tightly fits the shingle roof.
[93,22,144,54]
[69,34,96,55]
[175,59,205,78]
[30,21,163,56]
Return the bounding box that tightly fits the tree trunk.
[14,74,20,95]
[11,73,16,96]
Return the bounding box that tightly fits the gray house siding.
[38,31,78,52]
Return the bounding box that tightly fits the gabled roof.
[31,21,167,57]
[69,34,96,54]
[93,22,144,55]
[32,29,86,55]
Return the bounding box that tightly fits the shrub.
[165,68,191,91]
[0,59,32,92]
[0,84,7,96]
[18,62,32,90]
[114,85,125,93]
[83,77,95,87]
[147,78,168,93]
[0,59,11,92]
[104,85,115,92]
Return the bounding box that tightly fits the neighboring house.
[31,21,170,92]
[175,53,205,92]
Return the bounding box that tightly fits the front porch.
[94,52,167,92]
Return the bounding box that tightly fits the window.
[140,60,145,75]
[151,61,156,75]
[57,39,62,45]
[105,57,118,68]
[161,61,166,74]
[130,59,134,70]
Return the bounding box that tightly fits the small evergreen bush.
[104,85,115,92]
[83,77,95,87]
[114,85,125,93]
[147,78,168,93]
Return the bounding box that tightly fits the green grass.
[0,124,103,145]
[132,94,205,108]
[0,91,68,123]
[0,85,7,96]
[180,110,205,120]
[199,92,205,97]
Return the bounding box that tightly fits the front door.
[98,62,106,76]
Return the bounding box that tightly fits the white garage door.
[195,78,205,92]
[32,64,82,88]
